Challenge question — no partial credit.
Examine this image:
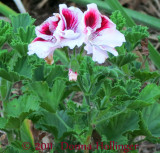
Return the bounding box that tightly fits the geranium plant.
[0,3,160,153]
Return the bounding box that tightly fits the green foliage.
[35,110,73,140]
[141,102,160,137]
[0,20,12,47]
[109,53,137,67]
[54,48,70,66]
[10,13,35,33]
[0,94,39,129]
[29,80,66,113]
[124,25,149,51]
[110,10,126,30]
[96,111,139,144]
[133,70,160,82]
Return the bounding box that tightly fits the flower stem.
[0,2,17,17]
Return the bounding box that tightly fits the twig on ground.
[13,0,26,13]
[36,0,48,9]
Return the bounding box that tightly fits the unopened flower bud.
[68,69,78,81]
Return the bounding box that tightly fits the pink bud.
[68,69,78,81]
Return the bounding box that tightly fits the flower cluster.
[28,3,125,64]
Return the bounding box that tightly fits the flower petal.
[84,43,108,64]
[48,15,61,33]
[59,30,84,49]
[28,37,58,58]
[54,4,84,49]
[59,4,83,32]
[100,45,118,56]
[59,30,80,39]
[83,3,101,32]
[92,45,108,64]
[36,21,53,40]
[84,43,93,54]
[92,28,126,48]
[96,15,115,33]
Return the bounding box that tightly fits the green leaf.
[13,56,32,79]
[110,85,127,97]
[0,68,25,82]
[32,64,45,81]
[16,26,36,43]
[2,94,39,129]
[0,49,12,64]
[125,80,141,97]
[0,56,32,82]
[10,13,35,33]
[10,39,28,57]
[35,110,73,140]
[110,10,126,30]
[138,84,160,102]
[124,25,149,51]
[0,20,11,36]
[45,65,67,85]
[67,100,90,115]
[128,84,160,110]
[133,70,160,82]
[0,78,12,101]
[54,49,69,65]
[148,42,160,69]
[142,102,160,137]
[93,109,125,126]
[0,117,7,129]
[128,100,154,110]
[20,119,35,150]
[96,111,139,144]
[0,20,12,47]
[112,80,141,101]
[0,36,6,47]
[30,80,66,113]
[109,53,137,67]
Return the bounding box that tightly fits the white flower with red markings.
[28,16,60,64]
[83,3,126,64]
[28,4,84,64]
[68,69,78,81]
[54,4,84,49]
[28,3,125,65]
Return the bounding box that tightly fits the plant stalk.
[0,2,17,17]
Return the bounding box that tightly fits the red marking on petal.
[84,9,99,29]
[62,8,78,31]
[50,17,60,31]
[96,16,110,33]
[32,37,46,42]
[39,22,52,35]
